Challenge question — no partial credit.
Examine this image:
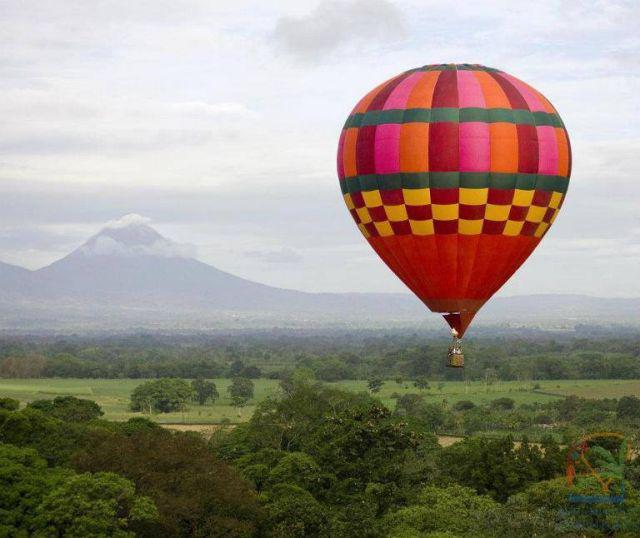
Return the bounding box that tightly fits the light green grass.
[0,378,637,424]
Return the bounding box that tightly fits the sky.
[0,0,638,296]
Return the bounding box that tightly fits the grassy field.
[0,378,639,424]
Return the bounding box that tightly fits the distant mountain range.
[1,217,637,332]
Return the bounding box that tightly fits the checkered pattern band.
[337,64,572,241]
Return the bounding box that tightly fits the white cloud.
[104,214,152,229]
[273,0,406,62]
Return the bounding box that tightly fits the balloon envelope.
[337,64,571,336]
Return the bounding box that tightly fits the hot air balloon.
[337,64,571,367]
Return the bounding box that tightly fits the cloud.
[273,0,406,62]
[104,214,152,229]
[245,247,303,264]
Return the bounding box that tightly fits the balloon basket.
[446,351,465,368]
[446,332,464,368]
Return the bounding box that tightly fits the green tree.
[383,485,501,537]
[367,378,384,393]
[228,377,254,408]
[490,397,515,411]
[413,377,430,391]
[617,395,640,419]
[453,400,475,411]
[0,398,19,411]
[191,377,219,405]
[73,428,262,536]
[27,396,103,422]
[0,407,86,466]
[438,436,564,501]
[0,443,157,537]
[264,483,328,537]
[32,472,158,537]
[267,452,322,491]
[313,358,352,382]
[130,378,194,414]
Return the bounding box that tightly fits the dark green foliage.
[73,428,263,537]
[0,407,86,466]
[367,377,384,393]
[263,484,328,537]
[312,357,353,382]
[117,417,161,436]
[217,381,428,536]
[0,397,19,411]
[0,443,157,537]
[437,435,565,501]
[490,397,515,410]
[27,395,103,422]
[130,378,194,413]
[617,395,640,419]
[191,377,219,405]
[395,394,447,432]
[413,376,430,390]
[382,484,502,536]
[453,399,476,411]
[228,377,254,407]
[240,365,262,379]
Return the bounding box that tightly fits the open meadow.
[1,377,639,424]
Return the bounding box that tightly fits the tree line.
[0,333,639,381]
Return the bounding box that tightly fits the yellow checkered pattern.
[343,188,563,239]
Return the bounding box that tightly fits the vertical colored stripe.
[406,71,440,108]
[490,73,539,174]
[429,70,459,172]
[474,71,511,108]
[356,73,415,175]
[383,71,423,110]
[366,72,414,111]
[555,127,570,177]
[459,122,490,172]
[457,70,486,108]
[374,124,401,174]
[342,128,358,177]
[490,123,518,172]
[431,69,458,108]
[516,123,539,173]
[429,122,459,171]
[536,125,559,175]
[502,73,546,112]
[355,125,376,175]
[399,123,428,172]
[488,72,529,110]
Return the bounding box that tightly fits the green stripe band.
[343,107,563,129]
[339,172,569,195]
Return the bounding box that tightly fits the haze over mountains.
[0,216,637,332]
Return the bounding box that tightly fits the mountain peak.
[74,214,197,259]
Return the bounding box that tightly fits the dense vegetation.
[1,331,639,381]
[1,377,640,536]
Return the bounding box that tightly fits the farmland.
[1,377,639,424]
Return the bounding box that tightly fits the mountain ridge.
[1,216,638,331]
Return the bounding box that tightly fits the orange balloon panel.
[337,64,571,336]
